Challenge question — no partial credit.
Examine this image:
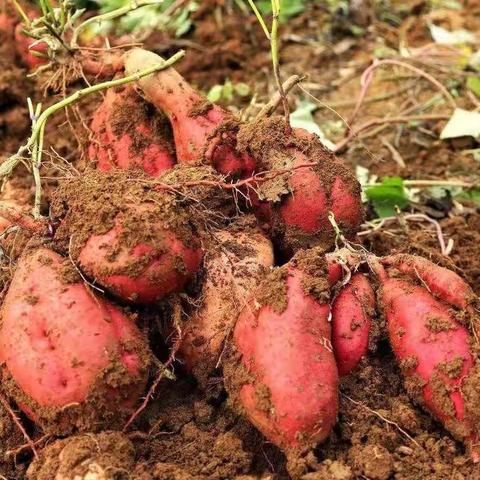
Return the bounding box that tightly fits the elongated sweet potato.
[89,85,175,176]
[51,170,203,304]
[331,273,375,376]
[0,247,150,433]
[225,248,338,453]
[374,259,480,460]
[123,48,256,178]
[381,254,475,309]
[179,218,274,383]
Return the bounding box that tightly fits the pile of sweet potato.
[1,46,480,478]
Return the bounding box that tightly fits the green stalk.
[0,50,185,199]
[246,0,270,39]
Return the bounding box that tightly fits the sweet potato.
[178,218,274,383]
[225,248,338,453]
[239,117,363,255]
[331,273,375,376]
[381,254,475,310]
[374,259,480,460]
[14,23,48,69]
[123,48,256,178]
[51,170,203,304]
[0,247,150,433]
[89,85,176,176]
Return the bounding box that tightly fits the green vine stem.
[70,0,161,48]
[246,0,270,39]
[0,49,185,218]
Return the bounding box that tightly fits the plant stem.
[246,0,270,39]
[0,50,185,187]
[9,0,31,25]
[70,0,162,47]
[270,0,291,133]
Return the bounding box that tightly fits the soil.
[1,0,480,479]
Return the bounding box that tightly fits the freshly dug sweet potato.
[225,248,338,453]
[331,273,375,376]
[51,169,204,304]
[178,217,274,383]
[0,247,150,433]
[88,85,176,176]
[123,48,256,178]
[238,117,363,256]
[27,431,135,480]
[14,23,48,69]
[381,254,475,310]
[374,257,480,460]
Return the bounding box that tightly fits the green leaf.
[257,0,306,22]
[234,82,251,97]
[207,85,223,103]
[365,177,410,218]
[467,77,480,98]
[455,187,480,204]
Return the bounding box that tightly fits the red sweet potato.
[381,254,475,310]
[0,247,150,433]
[14,23,48,69]
[178,218,274,383]
[240,118,363,255]
[374,259,480,460]
[123,48,256,178]
[226,248,338,453]
[51,170,204,305]
[331,273,375,376]
[89,85,175,176]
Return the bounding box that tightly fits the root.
[343,393,420,448]
[0,394,38,460]
[6,434,51,460]
[123,299,184,431]
[0,206,46,235]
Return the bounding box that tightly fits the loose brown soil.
[1,1,480,479]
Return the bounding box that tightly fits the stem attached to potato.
[0,50,185,219]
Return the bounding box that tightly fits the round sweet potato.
[237,117,363,256]
[50,170,204,304]
[0,247,150,433]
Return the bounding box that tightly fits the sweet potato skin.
[229,257,338,452]
[123,48,255,178]
[0,248,150,433]
[89,86,175,176]
[332,273,375,376]
[78,217,203,304]
[377,269,479,457]
[179,222,274,382]
[381,254,474,309]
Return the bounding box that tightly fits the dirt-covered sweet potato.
[178,217,274,383]
[88,85,176,176]
[0,247,150,433]
[123,48,256,178]
[225,248,338,453]
[331,273,375,376]
[237,117,363,256]
[373,256,480,460]
[50,169,204,304]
